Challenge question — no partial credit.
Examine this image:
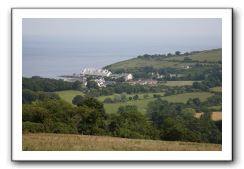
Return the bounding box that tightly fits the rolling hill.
[104,48,221,73]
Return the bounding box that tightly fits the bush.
[133,95,139,100]
[103,97,114,103]
[51,122,77,134]
[143,94,149,99]
[22,104,49,123]
[23,121,44,133]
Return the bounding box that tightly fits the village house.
[124,73,133,81]
[94,78,106,87]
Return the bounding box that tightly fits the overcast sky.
[23,18,221,54]
[22,18,222,77]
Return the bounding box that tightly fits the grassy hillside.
[105,49,221,72]
[165,49,222,62]
[54,90,84,103]
[23,133,221,151]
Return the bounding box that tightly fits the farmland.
[211,112,222,121]
[209,86,222,93]
[103,92,213,114]
[165,49,222,62]
[55,90,84,103]
[55,90,214,114]
[161,80,196,86]
[105,49,221,72]
[23,133,222,151]
[161,92,213,103]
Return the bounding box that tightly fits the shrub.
[103,97,114,103]
[23,121,44,133]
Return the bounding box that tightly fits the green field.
[55,90,213,114]
[97,92,164,102]
[165,49,222,62]
[104,98,155,114]
[161,92,214,103]
[105,49,222,72]
[209,86,222,93]
[209,105,222,111]
[161,81,196,86]
[55,90,84,103]
[23,133,221,151]
[106,58,179,71]
[104,92,213,114]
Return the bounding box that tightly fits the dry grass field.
[194,112,204,118]
[211,112,222,121]
[194,112,222,121]
[23,133,222,151]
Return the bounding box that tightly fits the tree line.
[23,91,222,144]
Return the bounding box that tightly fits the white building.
[94,78,106,87]
[124,73,133,81]
[80,68,112,77]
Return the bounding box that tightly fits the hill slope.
[104,48,221,73]
[23,133,221,151]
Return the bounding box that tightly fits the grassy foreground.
[23,133,221,151]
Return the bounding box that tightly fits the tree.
[192,98,201,107]
[103,97,113,103]
[22,89,38,104]
[72,81,81,90]
[86,80,99,89]
[133,94,139,100]
[175,51,181,56]
[167,53,172,57]
[72,95,85,106]
[111,105,159,139]
[74,98,107,135]
[114,94,122,102]
[120,93,127,102]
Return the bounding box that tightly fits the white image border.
[12,8,232,161]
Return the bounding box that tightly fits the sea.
[23,41,218,79]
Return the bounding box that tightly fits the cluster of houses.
[60,68,133,87]
[81,68,112,77]
[60,68,186,88]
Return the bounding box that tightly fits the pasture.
[104,98,155,114]
[165,49,222,62]
[55,90,214,114]
[23,133,222,151]
[103,92,213,114]
[209,86,222,93]
[161,81,196,86]
[55,90,84,103]
[161,92,213,103]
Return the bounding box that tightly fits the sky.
[22,18,222,77]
